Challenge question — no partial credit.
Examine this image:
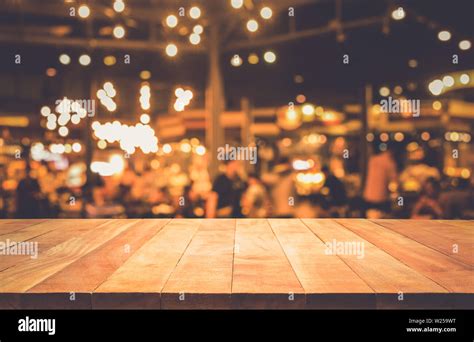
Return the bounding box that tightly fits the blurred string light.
[140,113,151,125]
[193,25,203,34]
[246,19,259,32]
[459,40,472,50]
[78,4,90,18]
[189,32,201,45]
[113,25,126,39]
[260,7,273,20]
[104,55,117,66]
[231,0,244,9]
[97,82,117,111]
[174,88,193,112]
[93,121,159,154]
[189,6,201,19]
[113,0,125,13]
[231,54,243,67]
[391,7,405,20]
[139,83,151,111]
[140,70,151,80]
[438,30,451,42]
[59,54,71,65]
[248,53,259,64]
[91,154,125,176]
[166,43,178,57]
[166,15,178,28]
[43,98,88,136]
[78,54,91,66]
[263,51,277,63]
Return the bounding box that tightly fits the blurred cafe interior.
[0,0,473,220]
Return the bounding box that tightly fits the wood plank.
[373,220,474,266]
[0,219,108,254]
[22,219,170,309]
[0,219,110,272]
[0,219,139,301]
[231,219,305,309]
[92,219,200,309]
[268,219,375,309]
[437,220,474,228]
[161,219,234,309]
[301,219,450,309]
[0,219,47,236]
[337,219,473,301]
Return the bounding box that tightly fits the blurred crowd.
[1,141,473,220]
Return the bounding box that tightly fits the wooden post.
[360,84,372,192]
[205,21,225,179]
[81,76,97,218]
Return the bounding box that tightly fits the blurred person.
[241,173,270,218]
[262,157,296,218]
[411,177,443,219]
[439,177,473,219]
[206,160,246,218]
[321,165,347,217]
[363,140,398,218]
[16,163,42,218]
[177,184,205,218]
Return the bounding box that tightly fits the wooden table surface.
[0,219,472,309]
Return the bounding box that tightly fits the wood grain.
[372,219,474,266]
[268,219,375,308]
[232,219,305,309]
[0,218,471,309]
[161,219,234,309]
[93,219,199,309]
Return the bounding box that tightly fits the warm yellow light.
[263,51,276,63]
[58,126,69,137]
[103,55,116,66]
[189,33,201,45]
[442,75,454,87]
[394,132,404,142]
[429,79,444,96]
[379,86,390,97]
[460,74,470,85]
[231,54,243,67]
[98,140,107,149]
[113,0,125,13]
[421,132,430,141]
[391,7,405,20]
[140,70,151,80]
[438,30,451,42]
[72,142,82,153]
[78,5,90,18]
[302,104,315,116]
[59,54,71,65]
[166,15,178,28]
[459,40,472,50]
[195,145,206,156]
[189,6,201,19]
[40,106,51,117]
[140,114,151,125]
[247,19,259,32]
[231,0,244,9]
[166,43,178,57]
[113,25,125,39]
[248,53,259,64]
[260,7,273,20]
[163,144,172,154]
[432,101,442,111]
[78,54,91,66]
[193,25,203,34]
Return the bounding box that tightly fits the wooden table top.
[0,218,472,309]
